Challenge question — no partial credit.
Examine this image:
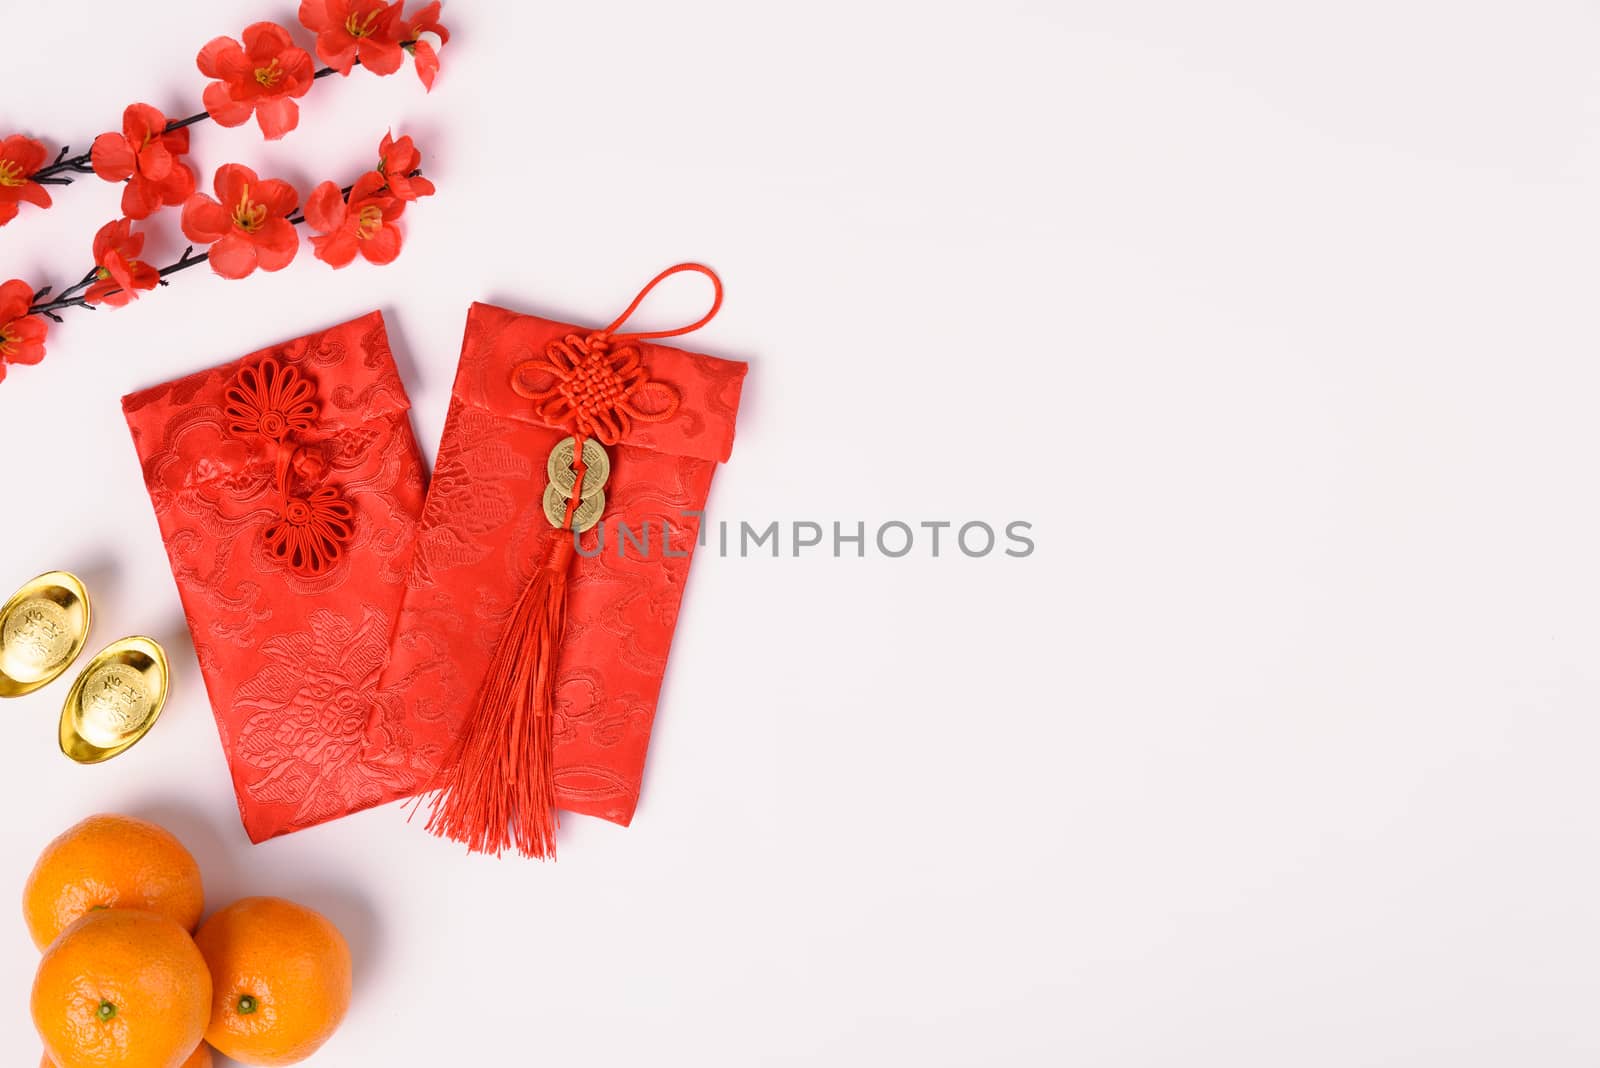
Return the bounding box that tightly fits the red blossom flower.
[0,279,47,384]
[84,219,161,307]
[181,164,301,280]
[90,104,197,220]
[401,1,449,90]
[0,136,52,227]
[298,0,405,77]
[305,172,404,268]
[376,132,434,201]
[197,23,317,140]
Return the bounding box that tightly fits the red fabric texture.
[123,300,745,843]
[380,302,747,827]
[123,312,429,842]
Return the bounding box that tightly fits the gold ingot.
[0,571,91,697]
[546,436,610,500]
[543,484,606,532]
[59,636,169,764]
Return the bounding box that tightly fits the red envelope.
[123,311,430,843]
[380,298,747,829]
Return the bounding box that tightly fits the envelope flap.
[121,310,410,433]
[452,302,747,463]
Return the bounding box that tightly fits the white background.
[1,0,1598,1063]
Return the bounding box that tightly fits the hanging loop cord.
[598,262,724,342]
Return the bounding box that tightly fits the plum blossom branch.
[6,0,447,225]
[25,169,423,320]
[29,44,421,189]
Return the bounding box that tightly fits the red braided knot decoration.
[223,356,355,575]
[507,263,723,450]
[509,333,679,447]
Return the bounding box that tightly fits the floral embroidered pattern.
[551,669,650,750]
[235,606,434,828]
[406,400,526,587]
[149,406,276,521]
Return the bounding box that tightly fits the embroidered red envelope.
[379,297,747,831]
[122,311,431,843]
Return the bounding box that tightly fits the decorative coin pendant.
[543,484,606,532]
[546,436,610,500]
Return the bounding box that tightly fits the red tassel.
[424,533,575,857]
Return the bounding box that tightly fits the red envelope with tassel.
[382,264,747,856]
[122,311,432,843]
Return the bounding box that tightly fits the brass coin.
[543,484,606,532]
[546,436,610,500]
